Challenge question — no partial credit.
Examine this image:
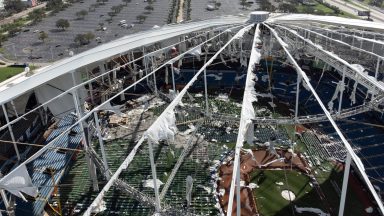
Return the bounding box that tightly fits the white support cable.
[375,57,381,79]
[93,112,111,180]
[0,190,10,215]
[10,101,18,118]
[148,139,161,211]
[71,88,99,191]
[82,24,251,216]
[265,23,384,215]
[227,24,261,216]
[1,104,20,161]
[171,65,176,92]
[275,24,384,94]
[339,153,352,216]
[0,24,241,133]
[0,24,246,206]
[338,66,346,116]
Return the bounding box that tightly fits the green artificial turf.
[251,170,326,216]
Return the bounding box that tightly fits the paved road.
[324,0,384,23]
[0,3,47,25]
[349,0,384,22]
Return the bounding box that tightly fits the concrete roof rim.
[266,14,384,32]
[0,16,246,104]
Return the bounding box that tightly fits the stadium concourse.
[0,11,383,216]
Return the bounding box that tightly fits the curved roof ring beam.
[83,24,255,216]
[273,24,384,95]
[266,14,384,32]
[0,24,247,199]
[296,24,384,55]
[0,24,243,133]
[264,23,384,215]
[286,24,384,62]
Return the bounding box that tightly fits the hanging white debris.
[98,101,124,116]
[350,81,358,105]
[206,73,223,80]
[295,206,330,216]
[0,164,38,201]
[187,45,202,61]
[142,179,164,190]
[91,199,106,214]
[235,74,246,82]
[350,64,365,73]
[146,110,177,143]
[327,81,343,111]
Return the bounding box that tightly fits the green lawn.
[297,3,334,14]
[296,2,359,18]
[0,66,24,82]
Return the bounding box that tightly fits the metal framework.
[0,12,383,216]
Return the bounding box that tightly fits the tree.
[8,28,20,37]
[27,8,45,23]
[98,22,104,30]
[74,34,85,45]
[74,32,94,45]
[240,0,250,9]
[122,0,131,5]
[144,5,154,13]
[76,10,88,20]
[111,5,122,13]
[259,0,276,12]
[46,0,63,10]
[278,3,297,13]
[0,35,8,46]
[136,14,147,23]
[84,32,95,43]
[56,19,70,30]
[97,0,109,5]
[215,1,221,9]
[38,31,48,42]
[4,0,26,13]
[107,11,116,18]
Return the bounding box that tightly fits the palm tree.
[136,14,147,23]
[122,0,131,6]
[144,5,154,13]
[38,31,48,42]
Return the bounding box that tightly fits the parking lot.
[3,0,259,63]
[190,0,259,20]
[4,0,170,62]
